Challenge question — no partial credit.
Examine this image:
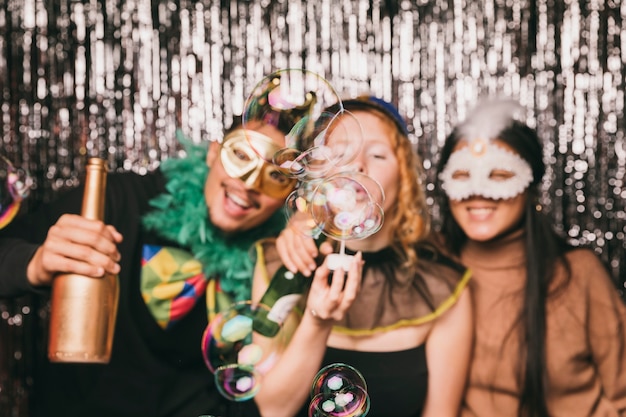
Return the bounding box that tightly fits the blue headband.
[340,96,409,136]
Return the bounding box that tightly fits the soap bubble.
[308,363,370,417]
[308,386,370,417]
[311,363,367,398]
[282,171,385,271]
[282,179,325,239]
[201,301,283,401]
[242,69,362,180]
[309,172,384,241]
[0,155,32,229]
[282,171,384,244]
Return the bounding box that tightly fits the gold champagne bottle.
[48,158,119,363]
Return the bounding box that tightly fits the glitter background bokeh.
[0,0,625,414]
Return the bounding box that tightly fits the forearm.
[254,312,333,417]
[422,288,473,417]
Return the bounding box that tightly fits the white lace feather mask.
[439,100,534,201]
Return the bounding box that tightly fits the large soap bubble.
[297,171,384,271]
[309,172,384,242]
[201,301,285,402]
[0,155,32,229]
[282,170,384,257]
[242,69,362,180]
[308,363,370,417]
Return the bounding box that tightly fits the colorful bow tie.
[141,244,232,329]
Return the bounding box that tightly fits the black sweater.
[0,170,236,417]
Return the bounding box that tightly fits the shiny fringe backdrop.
[0,0,625,414]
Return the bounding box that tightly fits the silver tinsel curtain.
[1,0,624,415]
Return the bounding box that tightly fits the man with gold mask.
[0,75,315,417]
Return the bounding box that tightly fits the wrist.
[303,308,335,329]
[26,248,49,287]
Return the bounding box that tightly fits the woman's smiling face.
[448,139,528,242]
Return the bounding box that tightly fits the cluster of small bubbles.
[242,70,385,252]
[201,301,282,402]
[308,363,370,417]
[242,69,362,183]
[309,172,385,241]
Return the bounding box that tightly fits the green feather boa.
[142,130,286,302]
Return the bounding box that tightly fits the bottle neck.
[81,158,107,220]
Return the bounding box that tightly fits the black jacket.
[0,170,238,417]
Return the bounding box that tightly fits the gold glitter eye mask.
[220,129,296,199]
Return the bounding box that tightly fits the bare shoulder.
[437,284,472,325]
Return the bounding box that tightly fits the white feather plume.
[458,99,524,142]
